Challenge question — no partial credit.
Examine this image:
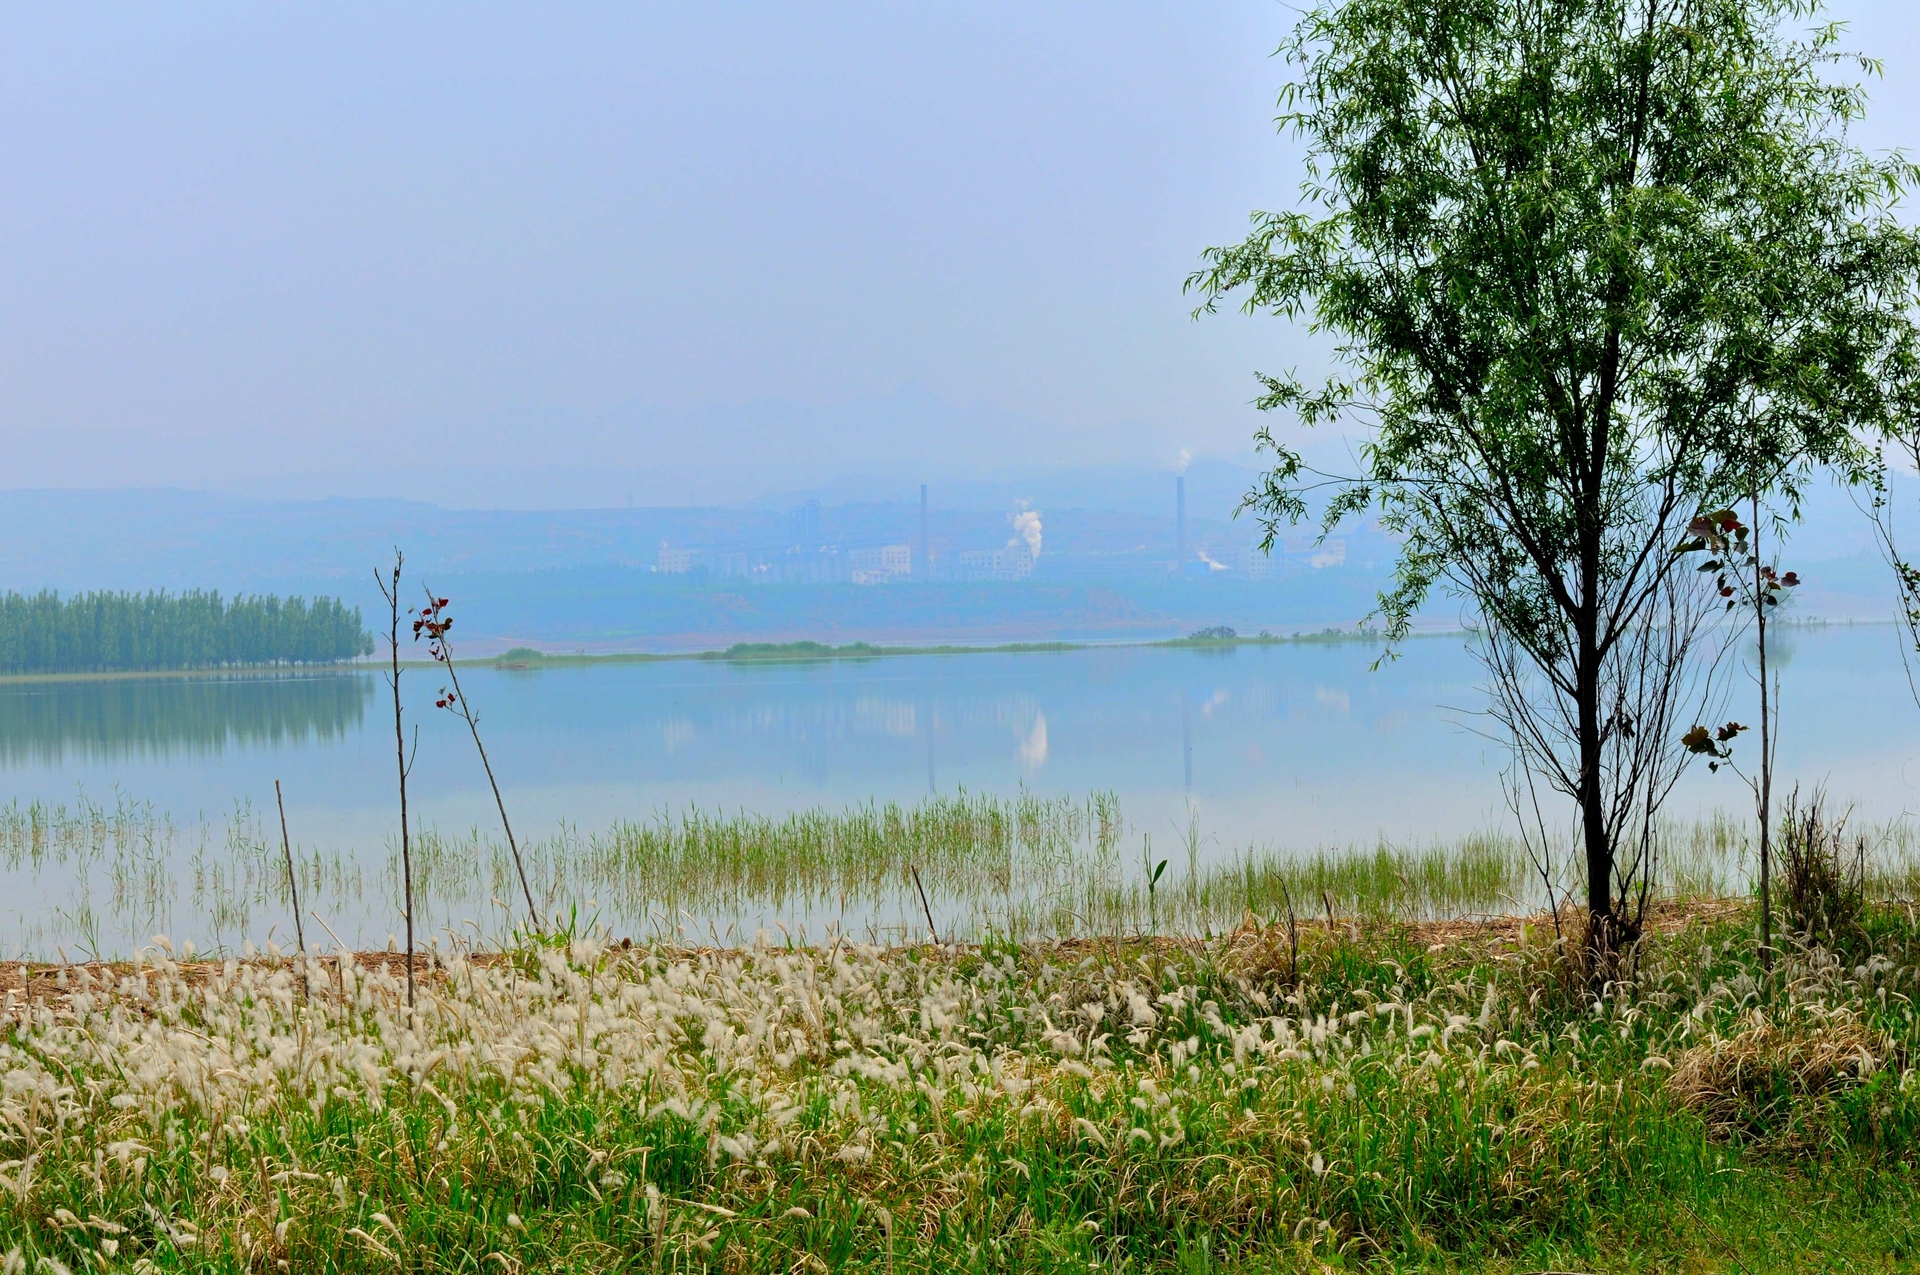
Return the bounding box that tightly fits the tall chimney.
[919,483,930,580]
[1176,475,1188,570]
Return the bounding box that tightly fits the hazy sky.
[4,3,1918,509]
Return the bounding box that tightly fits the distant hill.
[0,464,1897,651]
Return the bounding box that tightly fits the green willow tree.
[1190,0,1920,965]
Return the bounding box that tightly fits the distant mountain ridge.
[0,465,1361,592]
[0,465,1902,650]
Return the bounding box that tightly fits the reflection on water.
[0,626,1916,956]
[0,673,372,763]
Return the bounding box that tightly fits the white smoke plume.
[1009,507,1043,561]
[1173,448,1192,475]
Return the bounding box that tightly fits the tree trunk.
[1577,392,1619,982]
[1576,632,1616,978]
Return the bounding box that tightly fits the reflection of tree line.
[0,674,373,762]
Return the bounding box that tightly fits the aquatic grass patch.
[558,788,1117,915]
[0,793,361,960]
[472,804,1920,939]
[1189,831,1528,923]
[10,789,1920,960]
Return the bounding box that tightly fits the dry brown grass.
[1214,897,1750,990]
[0,947,519,1015]
[0,898,1759,1022]
[1667,1003,1898,1147]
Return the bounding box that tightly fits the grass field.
[2,896,1918,1272]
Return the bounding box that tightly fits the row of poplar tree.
[0,590,374,674]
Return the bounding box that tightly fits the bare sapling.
[375,551,417,1009]
[274,779,306,995]
[1679,505,1800,969]
[415,590,540,928]
[910,864,938,945]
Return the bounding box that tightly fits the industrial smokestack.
[920,483,930,581]
[1011,508,1042,561]
[1177,475,1188,570]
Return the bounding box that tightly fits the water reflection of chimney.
[1181,693,1193,792]
[924,701,937,795]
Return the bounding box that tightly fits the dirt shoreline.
[0,897,1753,1008]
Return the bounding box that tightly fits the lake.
[3,624,1915,957]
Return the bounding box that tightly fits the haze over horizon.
[8,2,1920,509]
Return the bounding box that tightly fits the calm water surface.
[2,628,1914,955]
